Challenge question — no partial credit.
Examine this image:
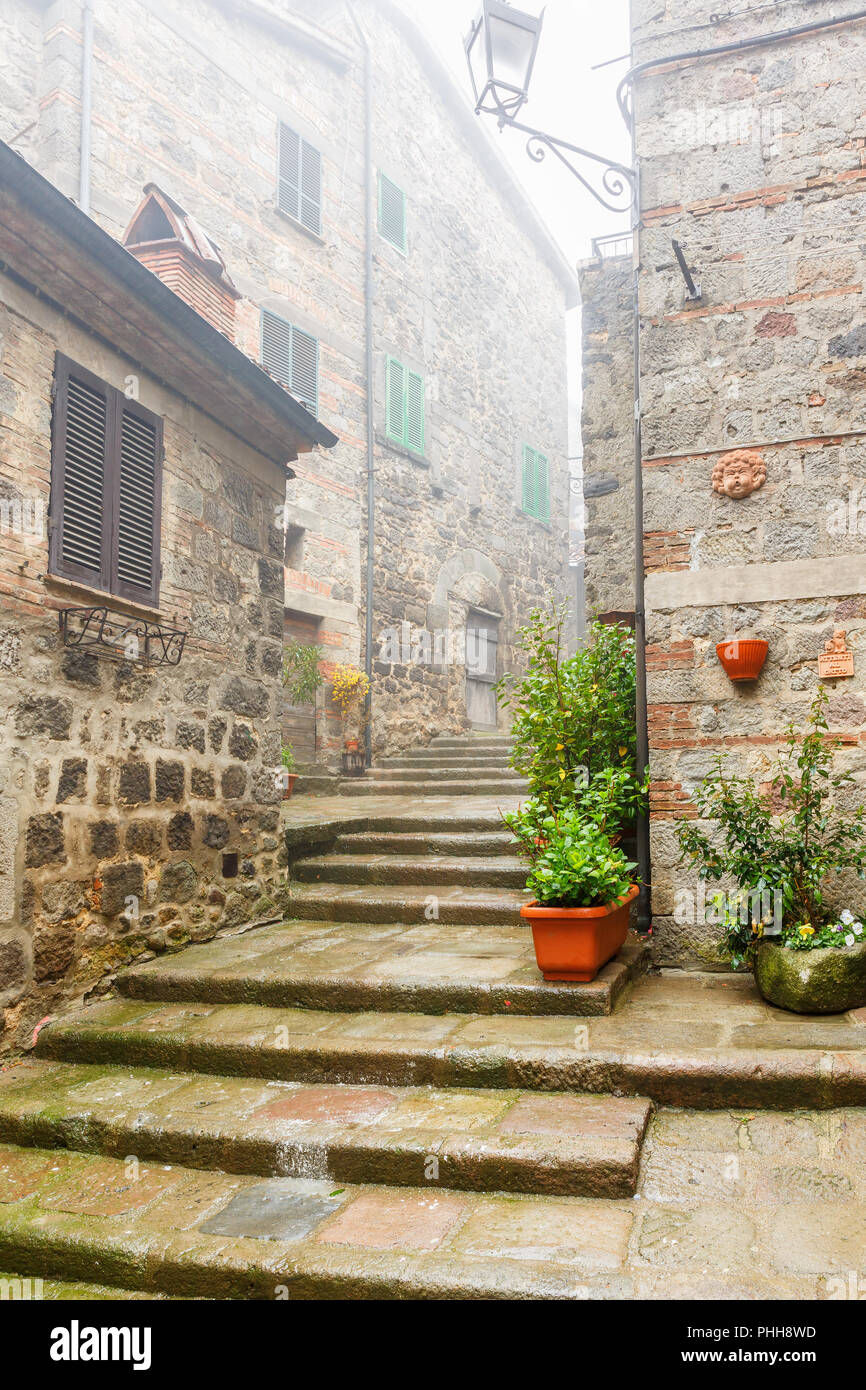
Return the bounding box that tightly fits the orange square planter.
[520,884,639,982]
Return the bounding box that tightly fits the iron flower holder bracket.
[59,606,188,668]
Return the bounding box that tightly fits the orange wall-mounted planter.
[716,639,768,682]
[520,884,639,982]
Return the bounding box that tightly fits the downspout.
[629,77,651,934]
[79,0,94,214]
[346,1,376,767]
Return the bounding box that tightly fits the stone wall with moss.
[0,280,288,1051]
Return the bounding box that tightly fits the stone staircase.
[2,733,863,1297]
[339,732,527,796]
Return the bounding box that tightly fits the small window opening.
[222,851,239,878]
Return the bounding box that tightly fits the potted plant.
[280,742,297,799]
[497,604,647,848]
[676,688,866,1013]
[283,640,324,706]
[505,797,638,981]
[330,663,370,771]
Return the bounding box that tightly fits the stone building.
[0,0,576,764]
[580,0,866,965]
[0,142,335,1050]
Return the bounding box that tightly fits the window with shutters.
[521,444,550,524]
[277,122,322,236]
[49,355,163,607]
[385,357,425,455]
[378,173,406,252]
[261,309,319,418]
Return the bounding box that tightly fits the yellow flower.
[798,925,814,938]
[559,770,566,781]
[555,743,564,751]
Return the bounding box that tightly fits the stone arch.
[426,549,506,632]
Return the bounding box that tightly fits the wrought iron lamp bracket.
[494,115,637,215]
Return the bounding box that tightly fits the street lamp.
[465,0,544,123]
[464,0,636,214]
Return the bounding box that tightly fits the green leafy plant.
[280,743,296,773]
[503,798,636,908]
[283,641,323,706]
[677,688,866,967]
[497,601,646,834]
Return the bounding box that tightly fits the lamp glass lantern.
[465,0,544,122]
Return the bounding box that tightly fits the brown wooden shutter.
[111,397,163,606]
[50,355,112,589]
[50,355,162,607]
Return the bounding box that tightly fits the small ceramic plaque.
[818,630,855,679]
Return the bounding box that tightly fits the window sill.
[44,573,168,623]
[273,205,326,245]
[377,433,429,467]
[515,506,553,532]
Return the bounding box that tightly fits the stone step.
[0,1061,651,1199]
[366,766,520,783]
[431,737,514,750]
[292,854,528,888]
[380,751,514,767]
[339,778,526,797]
[287,882,530,924]
[0,1270,180,1299]
[332,831,516,857]
[35,989,866,1108]
[117,922,647,1017]
[0,1142,644,1299]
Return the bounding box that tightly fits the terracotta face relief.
[711,449,767,499]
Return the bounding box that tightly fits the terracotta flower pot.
[281,773,297,800]
[520,884,639,982]
[716,639,768,682]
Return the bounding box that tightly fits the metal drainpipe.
[79,0,94,214]
[629,109,651,934]
[346,1,376,767]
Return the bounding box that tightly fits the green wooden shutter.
[522,445,550,521]
[378,173,406,251]
[406,371,425,454]
[278,122,322,235]
[536,451,550,522]
[386,357,406,442]
[522,445,537,516]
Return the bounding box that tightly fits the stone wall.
[631,0,866,965]
[578,251,635,619]
[0,279,288,1050]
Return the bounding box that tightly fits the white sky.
[399,0,632,264]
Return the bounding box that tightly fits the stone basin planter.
[520,884,639,983]
[754,938,866,1014]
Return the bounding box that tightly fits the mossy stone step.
[0,1060,651,1199]
[0,1142,639,1300]
[118,921,646,1017]
[291,853,528,888]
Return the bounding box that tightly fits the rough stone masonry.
[580,0,866,965]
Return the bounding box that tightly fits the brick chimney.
[123,184,239,338]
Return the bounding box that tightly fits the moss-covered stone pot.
[754,939,866,1014]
